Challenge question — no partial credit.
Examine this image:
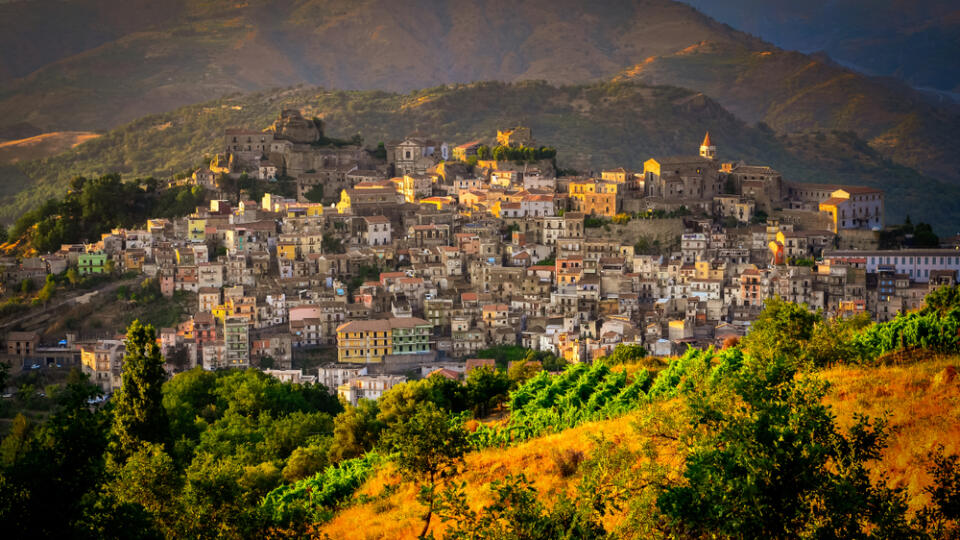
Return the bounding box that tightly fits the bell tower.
[699,131,716,160]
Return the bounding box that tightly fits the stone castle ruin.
[222,109,373,179]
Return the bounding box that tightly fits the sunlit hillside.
[314,354,960,539]
[0,131,100,165]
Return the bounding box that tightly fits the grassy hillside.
[317,354,960,539]
[3,81,958,231]
[0,132,100,165]
[0,0,957,188]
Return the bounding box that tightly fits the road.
[0,276,141,333]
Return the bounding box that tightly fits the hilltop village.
[4,109,959,401]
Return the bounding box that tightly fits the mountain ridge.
[3,81,957,232]
[0,0,957,190]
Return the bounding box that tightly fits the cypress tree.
[111,320,170,459]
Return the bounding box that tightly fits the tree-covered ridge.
[1,81,957,230]
[4,174,205,255]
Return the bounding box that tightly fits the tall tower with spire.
[699,131,716,160]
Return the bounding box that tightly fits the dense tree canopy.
[8,174,205,253]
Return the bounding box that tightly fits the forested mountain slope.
[3,82,957,230]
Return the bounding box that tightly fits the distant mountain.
[1,0,958,223]
[4,82,958,232]
[0,0,755,132]
[614,40,960,185]
[679,0,960,96]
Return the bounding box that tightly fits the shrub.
[550,448,585,478]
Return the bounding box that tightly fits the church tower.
[699,131,716,160]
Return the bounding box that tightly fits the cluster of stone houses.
[4,112,958,403]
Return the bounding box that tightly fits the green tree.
[657,355,917,538]
[422,373,468,413]
[465,366,511,417]
[0,361,9,396]
[0,413,33,464]
[111,320,170,459]
[66,267,80,287]
[35,278,55,306]
[381,403,469,538]
[303,184,324,203]
[435,474,607,539]
[0,369,109,537]
[377,380,431,427]
[604,343,647,365]
[282,442,329,482]
[912,223,939,247]
[507,357,541,386]
[328,399,383,463]
[321,233,344,254]
[916,446,960,537]
[922,285,960,316]
[107,442,181,537]
[740,297,819,365]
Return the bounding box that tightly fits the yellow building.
[694,261,724,281]
[188,218,207,243]
[337,181,399,214]
[601,168,631,183]
[569,179,618,217]
[277,242,298,261]
[336,189,353,214]
[420,196,455,211]
[286,203,324,217]
[212,297,257,324]
[556,333,583,363]
[336,320,392,363]
[394,174,431,203]
[336,317,432,363]
[452,140,483,162]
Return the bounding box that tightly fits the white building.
[338,374,407,406]
[825,249,960,283]
[362,215,392,246]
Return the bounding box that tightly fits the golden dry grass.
[0,131,100,164]
[821,354,960,513]
[319,401,685,540]
[317,355,960,539]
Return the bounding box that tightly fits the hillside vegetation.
[0,132,100,165]
[617,40,960,185]
[3,290,960,539]
[0,0,956,189]
[3,81,958,232]
[319,356,960,539]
